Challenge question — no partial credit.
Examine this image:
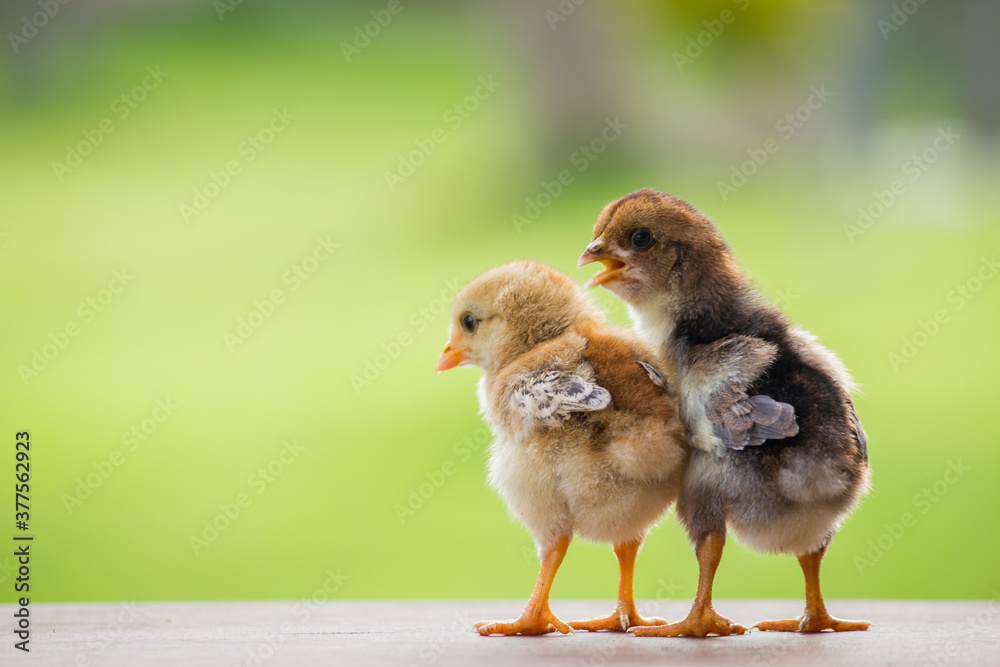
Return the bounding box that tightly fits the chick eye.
[631,229,653,249]
[460,312,478,334]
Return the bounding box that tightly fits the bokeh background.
[1,0,998,605]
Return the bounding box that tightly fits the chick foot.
[569,606,665,632]
[632,533,746,637]
[754,546,871,632]
[474,608,573,636]
[754,612,870,633]
[571,538,665,632]
[630,607,747,637]
[475,535,574,636]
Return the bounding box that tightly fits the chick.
[436,260,687,636]
[579,189,871,636]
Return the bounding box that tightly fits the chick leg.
[631,532,747,637]
[474,535,573,636]
[754,544,871,632]
[569,537,666,632]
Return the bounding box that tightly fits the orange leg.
[631,532,746,637]
[754,545,871,632]
[474,535,573,636]
[569,538,666,632]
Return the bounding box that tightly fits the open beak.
[578,246,629,288]
[436,343,470,372]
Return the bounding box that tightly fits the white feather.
[508,370,611,428]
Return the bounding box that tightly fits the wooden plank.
[2,600,998,666]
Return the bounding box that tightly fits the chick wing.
[706,378,798,449]
[510,369,611,428]
[685,334,799,452]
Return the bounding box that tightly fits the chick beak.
[578,243,629,288]
[436,343,470,372]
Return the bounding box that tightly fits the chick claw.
[754,613,871,633]
[570,608,666,633]
[629,609,747,637]
[474,610,574,636]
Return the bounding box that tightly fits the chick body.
[482,322,685,552]
[637,301,869,557]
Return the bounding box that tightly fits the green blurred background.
[1,0,998,604]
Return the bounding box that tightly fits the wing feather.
[706,379,799,450]
[637,360,666,387]
[849,405,868,461]
[511,370,611,427]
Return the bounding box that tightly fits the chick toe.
[475,609,573,636]
[754,613,870,633]
[630,608,747,638]
[570,604,667,632]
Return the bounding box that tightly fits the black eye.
[631,229,653,249]
[460,312,478,334]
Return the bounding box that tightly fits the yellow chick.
[436,261,688,636]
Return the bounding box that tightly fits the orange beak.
[579,246,629,288]
[436,343,470,372]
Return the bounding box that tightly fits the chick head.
[578,188,741,306]
[436,260,600,375]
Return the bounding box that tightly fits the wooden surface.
[2,600,999,666]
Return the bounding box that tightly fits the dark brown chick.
[579,189,871,636]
